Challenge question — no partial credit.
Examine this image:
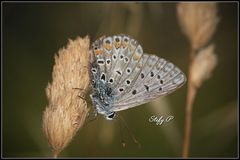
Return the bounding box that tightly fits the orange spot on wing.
[122,42,128,48]
[103,44,112,51]
[132,53,141,61]
[95,49,103,55]
[114,42,121,49]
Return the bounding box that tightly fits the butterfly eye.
[140,73,145,79]
[106,112,115,120]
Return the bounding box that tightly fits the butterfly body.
[89,34,186,120]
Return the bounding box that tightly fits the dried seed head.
[177,3,219,50]
[190,44,218,88]
[42,36,90,157]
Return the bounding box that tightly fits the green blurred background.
[3,2,238,158]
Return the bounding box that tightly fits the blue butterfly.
[89,34,186,120]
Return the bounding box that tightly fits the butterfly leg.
[73,87,88,100]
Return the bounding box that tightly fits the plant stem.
[53,150,59,158]
[182,48,197,158]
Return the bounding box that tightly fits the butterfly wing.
[90,34,186,113]
[110,53,186,112]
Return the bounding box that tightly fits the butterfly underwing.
[89,34,186,120]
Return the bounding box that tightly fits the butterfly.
[89,34,186,120]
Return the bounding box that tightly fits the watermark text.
[149,115,174,125]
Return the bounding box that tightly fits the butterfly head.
[105,112,116,120]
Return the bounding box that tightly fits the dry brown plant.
[42,36,90,157]
[177,3,219,158]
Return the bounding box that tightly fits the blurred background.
[3,2,238,158]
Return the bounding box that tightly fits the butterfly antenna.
[116,117,126,148]
[118,114,141,149]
